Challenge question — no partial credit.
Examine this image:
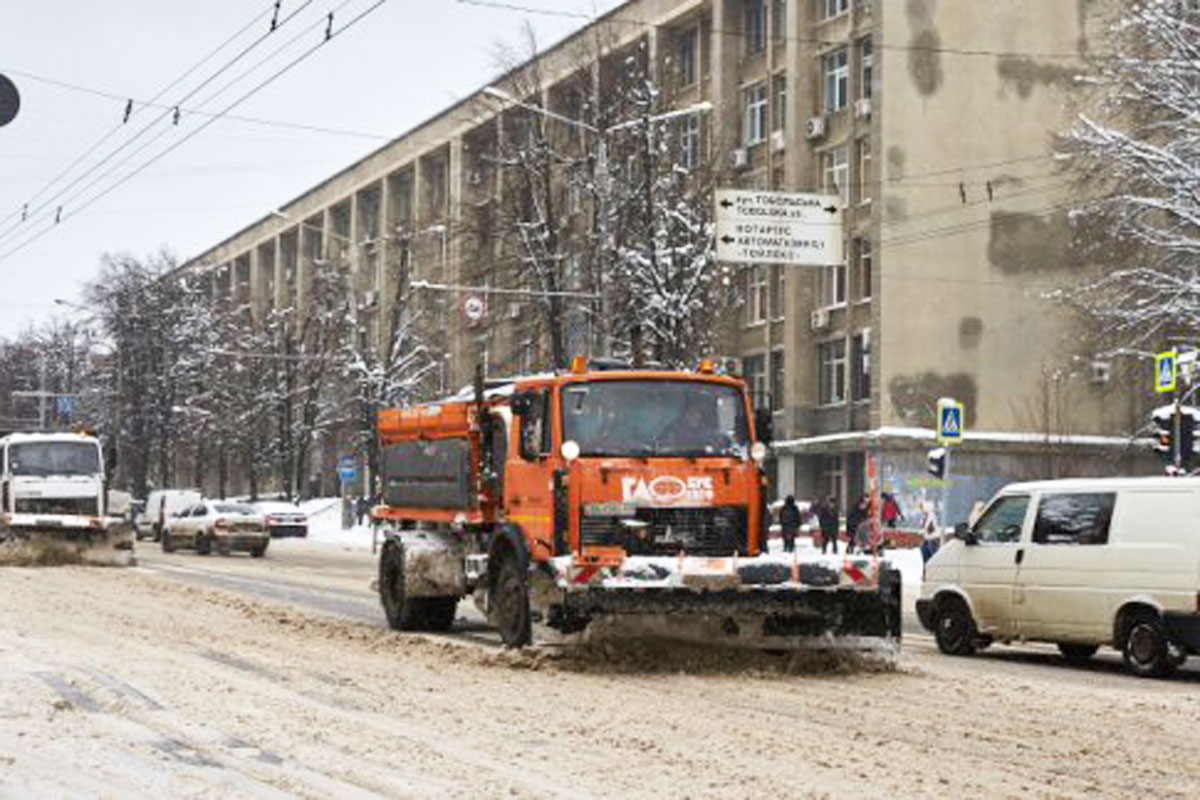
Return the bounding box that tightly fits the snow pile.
[299,498,375,550]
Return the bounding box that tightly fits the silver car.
[162,501,269,557]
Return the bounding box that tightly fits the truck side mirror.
[754,407,773,445]
[510,392,534,417]
[955,521,976,545]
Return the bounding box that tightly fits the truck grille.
[581,506,748,556]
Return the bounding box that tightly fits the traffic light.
[927,447,948,479]
[1152,406,1174,460]
[1150,405,1200,470]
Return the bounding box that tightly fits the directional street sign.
[936,397,964,445]
[714,189,844,267]
[1155,350,1177,394]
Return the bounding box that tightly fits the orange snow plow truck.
[374,359,901,651]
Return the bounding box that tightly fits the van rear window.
[1033,493,1115,546]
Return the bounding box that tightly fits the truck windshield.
[8,442,101,476]
[561,380,751,458]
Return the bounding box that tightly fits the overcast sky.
[0,0,624,337]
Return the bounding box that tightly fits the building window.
[858,237,873,301]
[770,265,785,319]
[772,73,787,132]
[770,347,785,412]
[857,137,872,204]
[743,82,768,146]
[745,0,766,55]
[851,329,870,401]
[821,0,850,20]
[819,455,844,508]
[823,47,849,112]
[679,26,698,87]
[772,0,787,42]
[744,354,768,410]
[682,113,702,169]
[821,146,849,206]
[745,265,768,324]
[859,35,874,99]
[819,262,846,307]
[818,338,847,406]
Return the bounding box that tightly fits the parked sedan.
[161,501,269,557]
[254,501,308,538]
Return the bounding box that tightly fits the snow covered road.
[1,542,1198,797]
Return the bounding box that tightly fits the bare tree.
[1058,0,1200,356]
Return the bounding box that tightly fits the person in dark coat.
[816,495,839,555]
[355,495,369,526]
[779,495,802,553]
[846,497,868,555]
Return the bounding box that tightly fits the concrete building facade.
[183,0,1155,515]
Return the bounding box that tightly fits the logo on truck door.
[621,475,714,506]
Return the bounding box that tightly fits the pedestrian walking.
[846,496,868,555]
[779,495,802,554]
[355,495,369,526]
[881,492,904,529]
[816,495,839,555]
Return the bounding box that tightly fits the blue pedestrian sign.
[337,455,358,483]
[936,397,964,445]
[1155,350,1177,394]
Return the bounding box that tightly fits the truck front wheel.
[379,542,423,631]
[491,553,531,647]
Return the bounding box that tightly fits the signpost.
[1156,350,1177,394]
[936,397,964,445]
[714,190,844,267]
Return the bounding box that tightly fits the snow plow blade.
[0,518,135,567]
[532,554,902,653]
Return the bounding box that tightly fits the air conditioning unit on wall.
[804,115,827,141]
[810,308,830,331]
[854,97,872,120]
[730,148,750,169]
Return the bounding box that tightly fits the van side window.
[1033,493,1114,545]
[973,495,1029,543]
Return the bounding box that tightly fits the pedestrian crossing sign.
[1155,350,1177,394]
[936,397,964,445]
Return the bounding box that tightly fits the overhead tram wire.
[0,0,316,246]
[453,0,1115,61]
[0,0,391,266]
[0,2,280,234]
[0,0,343,249]
[2,68,392,142]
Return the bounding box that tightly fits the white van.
[917,477,1200,678]
[136,489,202,541]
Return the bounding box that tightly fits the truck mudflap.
[531,553,901,652]
[0,516,135,567]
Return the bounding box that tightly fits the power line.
[455,0,1111,61]
[0,0,317,248]
[2,67,392,142]
[0,3,281,234]
[0,0,390,266]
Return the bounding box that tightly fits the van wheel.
[933,597,977,656]
[379,542,423,631]
[424,597,458,633]
[1121,612,1176,678]
[491,552,531,647]
[1058,643,1098,664]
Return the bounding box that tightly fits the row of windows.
[973,493,1116,547]
[744,237,871,326]
[739,36,872,148]
[741,326,870,413]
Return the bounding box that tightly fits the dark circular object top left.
[0,74,20,127]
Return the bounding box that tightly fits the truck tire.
[491,552,531,647]
[424,597,458,632]
[933,596,977,656]
[1058,643,1098,664]
[1120,610,1176,678]
[379,542,424,631]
